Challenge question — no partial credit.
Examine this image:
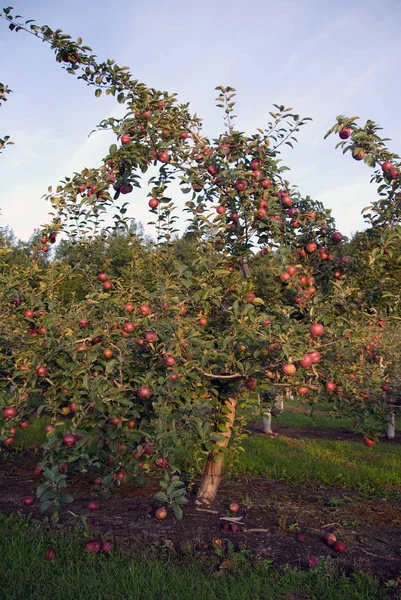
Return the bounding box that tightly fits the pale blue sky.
[1,0,401,241]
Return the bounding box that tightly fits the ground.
[1,406,401,589]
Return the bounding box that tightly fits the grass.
[238,435,401,494]
[0,514,393,600]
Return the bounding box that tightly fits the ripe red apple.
[339,127,351,140]
[230,523,239,532]
[145,331,158,343]
[88,500,101,511]
[123,322,135,333]
[307,557,318,568]
[164,355,176,367]
[85,540,101,554]
[199,317,207,326]
[287,266,297,276]
[363,437,376,447]
[102,541,113,553]
[282,363,296,376]
[309,323,324,337]
[24,309,35,319]
[3,407,17,419]
[306,242,317,254]
[180,131,189,140]
[139,304,152,316]
[45,424,56,434]
[280,272,291,283]
[63,433,76,447]
[34,467,43,476]
[297,386,309,395]
[155,507,168,520]
[24,496,34,506]
[331,231,343,244]
[149,198,159,209]
[382,161,393,173]
[235,180,248,192]
[250,159,260,170]
[103,348,113,359]
[121,133,131,145]
[244,378,257,391]
[260,179,271,189]
[246,292,256,303]
[296,533,306,543]
[216,205,226,214]
[79,318,89,329]
[103,280,113,290]
[3,436,14,445]
[93,477,103,486]
[228,502,240,513]
[18,419,30,430]
[333,541,346,553]
[325,381,336,392]
[309,350,321,364]
[98,273,108,282]
[325,533,337,547]
[36,365,48,377]
[138,386,151,400]
[45,547,57,561]
[298,354,313,368]
[158,151,169,163]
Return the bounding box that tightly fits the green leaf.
[172,504,183,520]
[154,491,168,503]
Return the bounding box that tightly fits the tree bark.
[263,410,273,434]
[196,395,237,507]
[386,410,395,439]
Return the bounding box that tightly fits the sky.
[1,0,401,242]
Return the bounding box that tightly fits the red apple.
[3,407,17,419]
[228,502,240,513]
[382,161,393,173]
[339,127,351,140]
[296,533,306,543]
[309,323,324,337]
[123,322,135,333]
[36,365,48,377]
[325,533,337,547]
[325,381,336,392]
[24,496,34,506]
[63,433,76,447]
[333,541,346,553]
[363,437,376,447]
[18,419,30,430]
[216,205,226,214]
[331,231,343,244]
[24,309,35,319]
[98,273,108,282]
[282,363,296,376]
[155,507,168,520]
[102,541,113,553]
[88,500,101,511]
[139,305,152,316]
[121,133,131,145]
[85,540,101,554]
[158,151,169,163]
[45,547,58,561]
[138,386,151,400]
[149,198,159,209]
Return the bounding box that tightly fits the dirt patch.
[1,450,401,581]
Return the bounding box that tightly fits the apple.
[145,331,158,343]
[216,205,226,214]
[115,471,126,482]
[382,161,393,172]
[260,179,271,189]
[121,133,131,145]
[79,319,89,329]
[339,127,351,140]
[309,323,324,337]
[45,425,56,434]
[287,266,297,276]
[139,304,152,316]
[298,354,313,368]
[180,131,189,140]
[34,467,43,476]
[93,477,103,486]
[85,540,101,553]
[88,500,101,511]
[18,419,30,430]
[9,426,17,435]
[250,159,260,170]
[297,386,309,395]
[207,164,218,176]
[103,281,113,290]
[36,365,48,377]
[307,557,318,568]
[148,198,160,210]
[325,382,336,392]
[363,437,376,447]
[3,407,17,419]
[325,533,337,547]
[24,309,35,319]
[230,523,239,532]
[63,433,76,447]
[102,541,113,553]
[120,184,133,194]
[246,292,256,303]
[228,502,240,513]
[352,148,365,161]
[244,379,257,391]
[331,232,343,244]
[199,317,207,326]
[282,363,296,376]
[333,541,346,553]
[164,355,176,367]
[98,273,108,282]
[3,436,14,445]
[280,272,291,283]
[158,151,169,163]
[155,457,169,468]
[23,496,34,506]
[45,548,58,561]
[309,350,321,364]
[138,386,151,400]
[155,507,168,520]
[103,348,113,359]
[296,533,306,543]
[306,242,317,254]
[123,322,135,333]
[235,180,248,192]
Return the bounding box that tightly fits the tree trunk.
[386,410,395,439]
[263,410,273,434]
[196,396,237,507]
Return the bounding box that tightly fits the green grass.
[238,435,401,494]
[0,514,392,600]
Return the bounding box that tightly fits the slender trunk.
[386,410,395,439]
[263,410,273,434]
[196,396,237,507]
